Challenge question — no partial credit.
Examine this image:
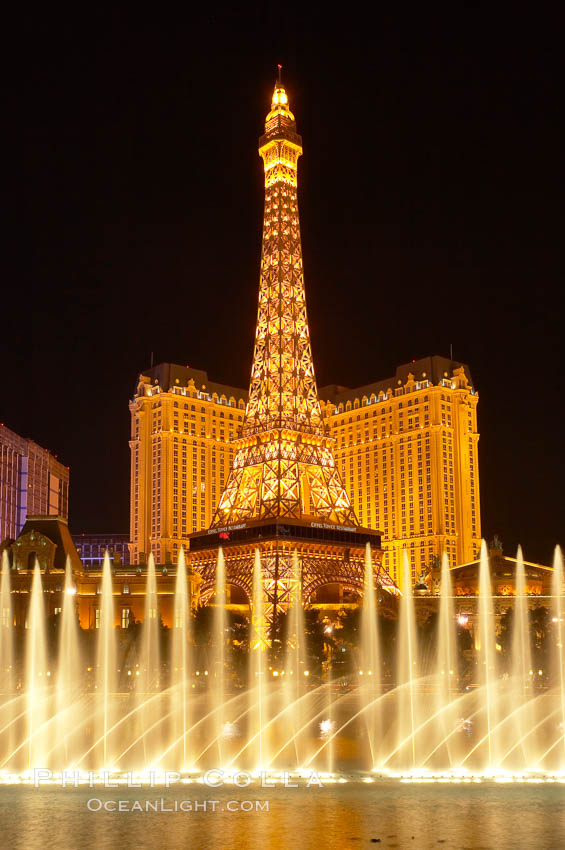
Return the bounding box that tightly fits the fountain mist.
[95,551,117,768]
[249,549,267,767]
[478,540,498,767]
[396,550,418,767]
[510,546,534,765]
[56,557,81,766]
[551,545,565,768]
[283,550,306,765]
[437,552,456,691]
[26,561,48,769]
[0,552,13,692]
[171,547,191,767]
[0,552,14,765]
[360,543,381,766]
[434,552,457,766]
[0,539,564,777]
[138,553,161,763]
[213,548,227,763]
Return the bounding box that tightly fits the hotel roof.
[138,363,248,402]
[137,356,474,411]
[18,516,83,573]
[319,355,475,406]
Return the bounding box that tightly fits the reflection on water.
[1,784,564,850]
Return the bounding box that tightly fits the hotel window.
[123,584,130,594]
[121,609,130,629]
[95,609,101,629]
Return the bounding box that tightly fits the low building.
[72,532,130,569]
[414,542,555,642]
[449,545,553,599]
[9,515,82,575]
[3,516,200,630]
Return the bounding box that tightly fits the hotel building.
[0,423,69,542]
[129,356,480,586]
[128,364,247,566]
[319,355,481,582]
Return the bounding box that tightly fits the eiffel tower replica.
[187,72,397,627]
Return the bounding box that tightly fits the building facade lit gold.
[128,365,246,566]
[319,356,481,585]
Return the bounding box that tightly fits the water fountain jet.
[95,551,117,768]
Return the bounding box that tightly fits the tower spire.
[211,80,357,528]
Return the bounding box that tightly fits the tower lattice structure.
[212,79,356,528]
[188,76,398,626]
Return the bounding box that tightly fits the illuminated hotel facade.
[319,355,481,582]
[128,364,247,567]
[129,355,480,586]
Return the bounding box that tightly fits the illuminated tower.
[213,77,356,527]
[188,75,398,624]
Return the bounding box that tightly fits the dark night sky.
[5,7,562,563]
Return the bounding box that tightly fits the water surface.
[1,783,563,850]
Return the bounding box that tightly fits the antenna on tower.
[449,343,453,361]
[150,351,154,368]
[277,63,282,83]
